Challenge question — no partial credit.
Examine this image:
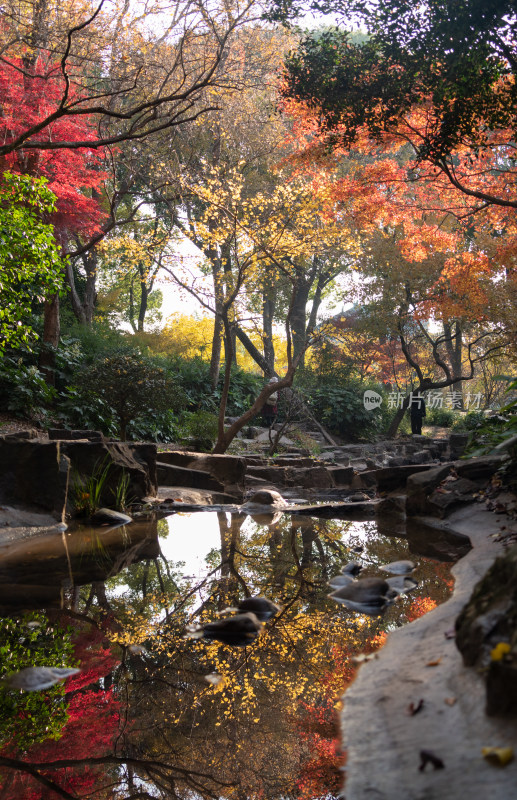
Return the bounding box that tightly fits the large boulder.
[157,462,224,492]
[244,489,287,507]
[48,429,105,442]
[61,441,157,510]
[406,457,505,518]
[406,464,453,516]
[0,440,70,516]
[456,545,517,716]
[157,451,246,499]
[0,439,157,516]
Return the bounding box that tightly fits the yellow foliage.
[160,313,215,360]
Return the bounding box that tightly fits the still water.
[0,510,455,799]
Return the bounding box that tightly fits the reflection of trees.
[0,512,454,799]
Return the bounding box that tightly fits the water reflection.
[0,511,454,799]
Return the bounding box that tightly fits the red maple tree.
[0,53,106,241]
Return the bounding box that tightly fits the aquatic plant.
[71,457,112,517]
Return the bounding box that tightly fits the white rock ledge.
[341,504,517,800]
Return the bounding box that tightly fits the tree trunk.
[262,271,276,373]
[209,255,225,389]
[65,259,87,325]
[234,326,275,377]
[39,293,60,386]
[138,280,148,332]
[209,316,223,389]
[66,249,99,325]
[386,403,409,438]
[444,320,464,407]
[290,279,311,368]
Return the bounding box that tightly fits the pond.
[0,509,456,799]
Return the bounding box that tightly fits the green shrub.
[299,380,390,440]
[177,409,219,451]
[0,354,55,418]
[73,352,185,440]
[426,407,457,428]
[451,409,486,432]
[128,409,180,442]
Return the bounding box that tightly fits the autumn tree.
[0,0,263,157]
[271,0,516,211]
[164,165,356,451]
[96,215,180,333]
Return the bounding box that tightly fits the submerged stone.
[380,559,415,575]
[329,577,396,616]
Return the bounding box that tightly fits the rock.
[375,495,406,516]
[157,451,246,498]
[271,457,315,467]
[61,441,157,511]
[406,464,453,516]
[405,518,472,561]
[449,432,470,459]
[427,477,481,517]
[0,438,157,515]
[246,465,290,483]
[456,545,517,670]
[327,465,354,486]
[411,449,432,464]
[157,462,224,492]
[0,429,40,441]
[90,508,133,526]
[245,489,287,507]
[48,429,105,442]
[0,440,71,516]
[349,492,371,502]
[255,431,295,446]
[387,456,406,467]
[328,577,396,615]
[380,559,415,575]
[291,466,334,489]
[456,545,517,717]
[236,596,281,621]
[186,612,264,647]
[454,455,505,481]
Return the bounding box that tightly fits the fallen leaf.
[426,658,442,667]
[407,699,424,716]
[482,747,514,767]
[444,697,457,706]
[490,642,511,661]
[419,750,445,771]
[444,629,456,640]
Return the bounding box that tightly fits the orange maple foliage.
[279,96,517,328]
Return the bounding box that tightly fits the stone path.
[341,504,517,800]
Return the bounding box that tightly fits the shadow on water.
[0,508,459,799]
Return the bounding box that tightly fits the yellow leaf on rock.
[490,642,511,661]
[482,747,514,766]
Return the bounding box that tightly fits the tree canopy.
[272,0,517,209]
